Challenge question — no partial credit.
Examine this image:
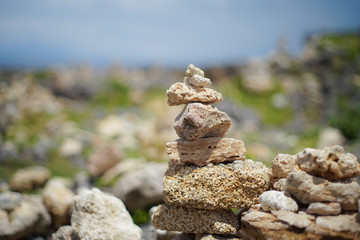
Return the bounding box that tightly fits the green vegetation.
[131,208,150,225]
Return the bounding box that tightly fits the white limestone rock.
[259,190,298,212]
[271,210,312,229]
[185,64,204,77]
[184,75,211,88]
[306,202,341,216]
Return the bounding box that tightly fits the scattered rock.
[284,171,360,210]
[185,64,204,77]
[96,115,125,138]
[296,145,360,180]
[173,103,231,140]
[51,225,79,240]
[10,166,51,192]
[271,154,298,179]
[271,210,312,229]
[0,195,51,240]
[166,137,246,166]
[259,190,298,212]
[71,188,142,240]
[184,75,211,88]
[42,178,75,226]
[151,204,239,234]
[59,138,83,157]
[73,171,92,194]
[317,127,345,149]
[163,160,270,210]
[306,202,341,216]
[166,82,222,106]
[0,191,22,212]
[113,162,167,212]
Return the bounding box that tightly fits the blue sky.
[0,0,360,69]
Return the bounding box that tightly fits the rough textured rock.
[166,82,222,106]
[42,178,75,226]
[259,190,298,212]
[113,162,167,212]
[51,226,79,240]
[0,191,22,211]
[10,166,51,192]
[296,145,360,180]
[173,103,231,140]
[0,195,51,240]
[163,160,270,210]
[184,75,211,88]
[271,210,312,229]
[284,171,360,210]
[87,140,123,177]
[197,234,242,239]
[71,188,142,240]
[151,204,239,234]
[166,137,246,166]
[272,178,287,191]
[306,202,341,216]
[185,64,204,77]
[306,214,360,239]
[272,154,299,179]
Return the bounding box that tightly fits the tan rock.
[185,64,204,77]
[151,204,239,234]
[163,160,270,210]
[284,171,360,210]
[296,145,360,180]
[306,202,341,216]
[174,103,231,140]
[273,178,287,191]
[166,82,222,106]
[272,154,299,179]
[271,210,312,229]
[166,137,246,166]
[184,75,211,88]
[10,166,51,192]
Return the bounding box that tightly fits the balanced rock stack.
[152,64,271,237]
[241,145,360,240]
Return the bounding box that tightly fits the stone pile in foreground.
[152,64,270,238]
[240,145,360,240]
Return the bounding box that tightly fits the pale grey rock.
[271,210,312,229]
[140,223,179,240]
[185,64,204,77]
[113,162,167,212]
[184,75,211,88]
[317,127,345,149]
[71,188,142,240]
[272,178,287,191]
[173,103,231,140]
[296,145,360,180]
[0,195,51,240]
[0,191,22,211]
[51,225,79,240]
[284,171,360,210]
[306,202,341,216]
[10,166,51,192]
[259,190,298,212]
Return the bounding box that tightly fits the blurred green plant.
[131,208,150,225]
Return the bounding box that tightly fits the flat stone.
[296,145,360,180]
[166,137,246,166]
[174,103,231,140]
[306,202,341,216]
[0,191,22,212]
[163,160,270,210]
[10,166,51,192]
[184,75,211,88]
[259,190,298,212]
[71,188,142,240]
[185,64,204,77]
[271,210,312,229]
[166,82,222,106]
[284,171,360,210]
[272,154,299,179]
[151,204,239,234]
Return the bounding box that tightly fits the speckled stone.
[173,103,231,140]
[163,160,271,210]
[151,204,239,234]
[166,82,223,106]
[166,137,246,166]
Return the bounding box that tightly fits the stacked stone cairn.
[151,64,271,238]
[241,145,360,240]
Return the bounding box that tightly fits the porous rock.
[166,137,246,166]
[184,75,211,88]
[0,191,22,212]
[10,166,50,192]
[259,190,298,212]
[166,82,222,106]
[296,145,360,180]
[272,154,299,179]
[42,178,74,226]
[306,202,341,216]
[284,171,360,210]
[71,188,142,240]
[0,195,51,240]
[151,204,239,234]
[51,225,79,240]
[173,103,231,140]
[185,64,204,77]
[271,210,312,229]
[113,162,167,212]
[163,160,270,210]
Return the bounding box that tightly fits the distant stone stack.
[151,64,271,236]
